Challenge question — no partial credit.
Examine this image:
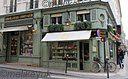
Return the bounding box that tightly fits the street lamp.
[65,19,71,26]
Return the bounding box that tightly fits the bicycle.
[91,58,117,73]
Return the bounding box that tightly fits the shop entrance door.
[6,32,19,62]
[79,42,89,70]
[79,42,84,70]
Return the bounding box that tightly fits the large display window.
[20,27,33,56]
[49,41,77,61]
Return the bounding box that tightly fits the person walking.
[117,49,124,69]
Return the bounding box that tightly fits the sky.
[120,0,128,39]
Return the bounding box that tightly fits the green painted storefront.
[0,1,117,72]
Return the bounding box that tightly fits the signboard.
[5,13,33,21]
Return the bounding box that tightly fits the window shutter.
[62,12,68,24]
[43,15,50,26]
[91,9,97,21]
[70,11,76,23]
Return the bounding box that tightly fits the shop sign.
[5,13,33,21]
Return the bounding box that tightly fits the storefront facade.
[41,1,117,71]
[0,1,118,72]
[0,10,42,66]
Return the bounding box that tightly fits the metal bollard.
[65,54,69,73]
[106,58,109,78]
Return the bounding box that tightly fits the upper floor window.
[77,10,90,22]
[52,0,63,6]
[30,0,33,9]
[10,0,13,12]
[51,14,62,24]
[29,0,38,9]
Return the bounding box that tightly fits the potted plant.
[48,24,64,32]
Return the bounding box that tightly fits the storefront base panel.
[18,56,40,67]
[41,60,66,70]
[9,56,18,63]
[0,56,6,63]
[83,61,91,72]
[41,60,79,71]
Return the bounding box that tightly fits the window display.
[50,41,77,61]
[10,32,19,55]
[20,27,33,56]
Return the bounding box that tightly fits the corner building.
[0,0,119,72]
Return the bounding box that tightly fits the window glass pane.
[84,13,90,21]
[84,43,89,61]
[58,16,62,24]
[77,14,83,22]
[20,27,33,56]
[51,17,56,24]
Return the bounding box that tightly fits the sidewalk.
[0,63,125,78]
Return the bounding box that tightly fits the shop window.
[20,27,33,56]
[50,41,77,60]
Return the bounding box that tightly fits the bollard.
[106,58,109,78]
[65,54,69,73]
[65,59,68,73]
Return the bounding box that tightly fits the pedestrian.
[117,49,124,69]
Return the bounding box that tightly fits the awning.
[41,30,91,42]
[0,26,28,32]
